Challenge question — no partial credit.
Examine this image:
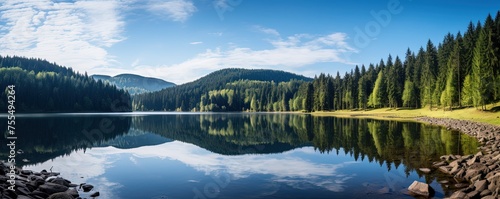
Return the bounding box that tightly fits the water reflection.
[1,113,480,198]
[0,115,131,166]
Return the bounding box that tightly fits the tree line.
[133,68,311,111]
[296,12,500,112]
[0,56,131,112]
[135,11,500,112]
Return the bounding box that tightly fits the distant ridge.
[91,74,175,95]
[133,68,313,111]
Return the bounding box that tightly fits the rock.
[90,191,100,197]
[17,196,34,199]
[21,170,32,176]
[449,191,467,199]
[464,163,489,180]
[466,190,479,198]
[48,177,71,187]
[454,183,469,189]
[481,196,496,199]
[65,188,79,198]
[455,168,466,179]
[81,184,94,192]
[439,166,451,174]
[377,186,390,194]
[474,180,488,192]
[408,181,435,197]
[467,155,478,165]
[16,186,32,195]
[487,172,500,192]
[480,189,492,197]
[433,161,446,167]
[38,182,69,195]
[47,192,75,199]
[419,168,431,173]
[471,174,482,182]
[450,159,461,168]
[4,189,18,199]
[450,164,460,175]
[30,190,50,199]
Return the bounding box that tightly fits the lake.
[0,113,480,198]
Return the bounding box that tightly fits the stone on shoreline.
[47,192,75,199]
[408,181,435,197]
[419,168,431,173]
[0,161,99,198]
[416,117,500,198]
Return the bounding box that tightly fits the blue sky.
[0,0,499,84]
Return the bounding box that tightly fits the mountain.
[0,56,131,112]
[91,74,175,95]
[133,68,312,111]
[96,128,173,149]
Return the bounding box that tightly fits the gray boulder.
[47,192,75,199]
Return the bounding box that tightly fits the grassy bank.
[312,105,500,126]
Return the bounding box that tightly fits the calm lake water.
[0,113,480,199]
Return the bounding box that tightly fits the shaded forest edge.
[0,56,132,113]
[133,11,500,117]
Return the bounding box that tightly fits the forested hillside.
[293,12,500,112]
[134,11,500,113]
[91,74,175,95]
[0,56,131,112]
[133,68,312,111]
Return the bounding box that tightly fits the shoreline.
[0,162,99,199]
[312,109,500,198]
[416,117,500,199]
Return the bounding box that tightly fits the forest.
[0,56,131,112]
[133,11,500,112]
[133,68,312,111]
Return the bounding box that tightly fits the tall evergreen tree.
[305,83,314,112]
[442,33,463,108]
[435,33,455,106]
[368,71,387,108]
[422,40,438,109]
[402,80,416,108]
[471,27,496,110]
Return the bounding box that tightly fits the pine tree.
[461,74,473,106]
[422,40,438,109]
[435,33,455,107]
[369,71,386,108]
[305,83,314,112]
[358,76,368,110]
[402,80,416,108]
[471,27,496,110]
[442,35,463,109]
[352,65,361,109]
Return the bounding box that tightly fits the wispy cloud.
[0,0,125,72]
[128,30,358,84]
[26,141,357,195]
[189,41,203,45]
[254,25,280,37]
[147,0,196,22]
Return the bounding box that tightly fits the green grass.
[312,104,500,126]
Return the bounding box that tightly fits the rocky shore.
[0,162,99,199]
[415,117,500,199]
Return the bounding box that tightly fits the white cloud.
[147,0,196,22]
[126,30,358,84]
[255,25,280,36]
[0,0,125,72]
[190,41,203,45]
[25,141,358,195]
